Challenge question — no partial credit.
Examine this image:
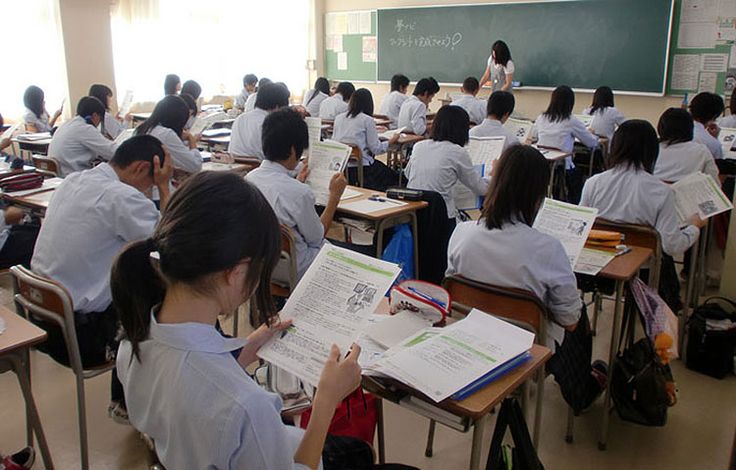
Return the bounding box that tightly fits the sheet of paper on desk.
[672,172,733,221]
[534,146,567,161]
[467,136,505,178]
[367,309,534,402]
[341,188,362,200]
[258,245,401,387]
[574,247,616,276]
[365,310,433,349]
[378,127,406,140]
[306,140,351,206]
[340,198,407,214]
[533,198,597,268]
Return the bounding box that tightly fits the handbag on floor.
[686,297,736,379]
[486,398,544,470]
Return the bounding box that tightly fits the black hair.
[487,90,515,119]
[413,77,440,97]
[543,85,575,123]
[110,134,166,176]
[481,145,549,230]
[590,86,614,114]
[431,105,470,147]
[462,77,480,94]
[76,96,106,122]
[88,84,113,111]
[257,77,272,90]
[690,92,725,123]
[657,108,693,146]
[729,92,736,116]
[307,77,330,105]
[390,74,410,92]
[23,86,45,118]
[111,172,281,361]
[347,89,374,118]
[255,83,290,111]
[181,80,202,100]
[164,74,180,95]
[243,74,258,87]
[491,40,512,67]
[608,119,659,173]
[335,82,356,101]
[262,108,309,162]
[180,93,198,116]
[135,95,190,138]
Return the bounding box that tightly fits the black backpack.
[686,297,736,379]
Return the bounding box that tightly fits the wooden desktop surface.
[0,307,47,355]
[592,245,652,282]
[335,186,427,221]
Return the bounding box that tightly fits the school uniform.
[405,140,488,219]
[469,118,519,151]
[530,114,599,169]
[22,109,52,133]
[693,121,723,159]
[146,125,202,173]
[451,94,486,124]
[379,91,408,128]
[229,108,268,159]
[318,95,349,120]
[48,116,118,177]
[302,89,329,117]
[103,112,125,139]
[235,89,250,111]
[397,96,427,136]
[332,112,388,166]
[582,106,626,140]
[487,58,515,92]
[717,114,736,128]
[244,92,258,113]
[654,141,719,183]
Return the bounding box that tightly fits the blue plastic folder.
[451,351,532,401]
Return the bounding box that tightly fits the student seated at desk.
[469,90,518,151]
[581,120,706,311]
[447,145,606,413]
[164,73,181,96]
[379,74,410,128]
[319,82,355,120]
[247,108,346,280]
[717,93,736,129]
[235,74,258,113]
[229,83,290,160]
[135,95,202,174]
[405,105,487,222]
[112,172,370,469]
[0,206,40,269]
[181,80,202,101]
[332,88,400,191]
[582,86,626,141]
[31,135,173,423]
[654,108,719,183]
[397,77,439,136]
[89,83,129,140]
[690,92,725,160]
[302,77,330,117]
[245,77,272,114]
[451,77,486,125]
[22,85,61,133]
[48,96,118,177]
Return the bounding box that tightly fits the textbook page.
[369,309,534,402]
[258,245,401,387]
[466,136,505,178]
[532,198,598,268]
[305,140,352,206]
[504,118,533,143]
[306,117,322,149]
[189,112,228,136]
[718,127,736,159]
[453,165,484,211]
[119,90,134,117]
[378,126,406,140]
[672,172,733,221]
[574,247,616,276]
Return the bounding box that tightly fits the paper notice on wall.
[337,52,348,70]
[326,14,335,36]
[717,18,736,42]
[681,0,719,23]
[678,22,718,48]
[698,72,718,93]
[718,0,736,18]
[347,12,359,34]
[362,36,377,62]
[671,55,700,90]
[333,35,343,53]
[334,13,348,35]
[701,53,729,72]
[359,11,372,34]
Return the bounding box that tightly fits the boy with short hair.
[451,77,486,125]
[397,77,440,136]
[379,74,410,128]
[469,90,519,151]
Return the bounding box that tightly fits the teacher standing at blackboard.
[479,40,515,92]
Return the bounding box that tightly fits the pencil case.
[389,280,450,326]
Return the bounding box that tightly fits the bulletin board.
[324,10,377,81]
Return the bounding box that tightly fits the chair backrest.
[270,225,298,297]
[593,218,663,288]
[32,154,60,176]
[442,274,548,344]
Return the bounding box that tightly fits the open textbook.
[189,111,229,136]
[672,172,733,222]
[574,247,616,276]
[532,198,598,268]
[378,126,406,141]
[306,140,352,205]
[504,118,534,143]
[452,136,502,211]
[718,127,736,159]
[258,245,401,387]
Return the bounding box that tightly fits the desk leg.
[376,398,386,464]
[410,212,419,277]
[599,280,624,451]
[533,368,545,448]
[681,238,700,355]
[375,220,386,261]
[547,161,556,197]
[469,414,489,470]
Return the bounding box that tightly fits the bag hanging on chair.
[300,389,378,445]
[486,398,545,470]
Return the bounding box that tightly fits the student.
[247,108,346,280]
[319,82,354,120]
[181,80,202,101]
[397,77,440,136]
[32,135,173,423]
[48,96,118,177]
[405,105,487,221]
[0,205,40,269]
[717,92,736,128]
[135,95,202,174]
[89,83,128,140]
[112,171,366,469]
[451,77,486,125]
[479,40,515,92]
[244,77,272,113]
[228,83,290,159]
[379,74,410,128]
[447,145,606,413]
[332,88,400,191]
[302,77,330,117]
[22,85,61,133]
[690,91,725,159]
[654,108,719,183]
[469,90,518,151]
[164,74,181,96]
[235,74,258,113]
[180,93,198,131]
[582,86,626,140]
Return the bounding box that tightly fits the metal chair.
[10,265,115,470]
[31,154,61,177]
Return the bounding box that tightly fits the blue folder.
[451,351,532,401]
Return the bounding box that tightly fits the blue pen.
[406,286,446,308]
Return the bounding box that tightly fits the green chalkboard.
[377,0,674,94]
[325,11,377,81]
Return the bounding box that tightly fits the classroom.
[0,0,735,469]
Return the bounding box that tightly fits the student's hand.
[238,318,294,367]
[388,133,401,145]
[52,108,62,119]
[706,122,720,138]
[4,206,25,225]
[315,344,362,406]
[297,163,310,183]
[687,213,707,229]
[124,113,133,122]
[182,130,199,149]
[153,147,174,188]
[328,172,347,201]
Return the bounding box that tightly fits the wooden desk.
[200,134,231,151]
[201,161,249,175]
[2,179,59,215]
[0,308,54,469]
[12,136,53,157]
[533,145,572,198]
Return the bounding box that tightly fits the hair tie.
[147,238,160,260]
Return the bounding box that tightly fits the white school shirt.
[332,112,388,166]
[229,108,268,159]
[235,89,250,111]
[653,141,719,183]
[451,95,486,124]
[379,91,409,128]
[244,92,258,113]
[22,109,52,133]
[48,116,118,177]
[469,118,520,151]
[717,114,736,129]
[103,112,125,139]
[447,220,581,346]
[397,96,427,136]
[582,106,626,140]
[580,165,699,256]
[318,95,349,120]
[693,121,723,159]
[146,125,202,174]
[117,311,310,470]
[302,89,329,117]
[246,160,324,280]
[405,140,488,218]
[530,114,599,169]
[487,58,515,92]
[31,163,159,314]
